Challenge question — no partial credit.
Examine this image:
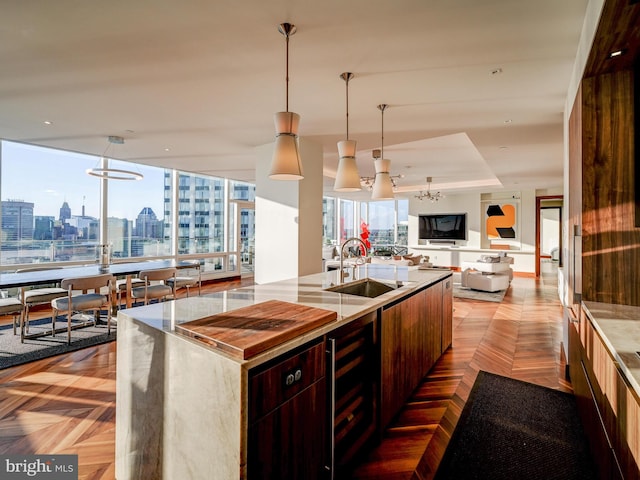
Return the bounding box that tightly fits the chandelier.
[415,177,444,202]
[86,136,144,181]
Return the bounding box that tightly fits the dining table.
[0,259,202,313]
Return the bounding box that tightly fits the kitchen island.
[115,265,453,479]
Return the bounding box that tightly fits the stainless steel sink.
[325,278,398,298]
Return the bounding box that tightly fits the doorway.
[535,195,563,279]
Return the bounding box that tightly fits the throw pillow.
[402,254,423,266]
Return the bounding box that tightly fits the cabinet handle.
[326,338,336,479]
[283,367,303,388]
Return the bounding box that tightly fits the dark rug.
[435,371,597,480]
[0,315,116,370]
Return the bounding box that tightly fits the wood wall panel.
[568,84,583,310]
[581,70,639,306]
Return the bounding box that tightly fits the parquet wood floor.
[0,274,569,480]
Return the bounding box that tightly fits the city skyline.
[1,140,165,220]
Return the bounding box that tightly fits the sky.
[1,141,165,220]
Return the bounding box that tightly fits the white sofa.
[461,269,510,292]
[460,255,513,292]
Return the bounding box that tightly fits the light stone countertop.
[117,264,452,368]
[582,301,640,398]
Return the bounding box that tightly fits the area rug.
[0,316,116,370]
[453,284,507,303]
[434,371,597,480]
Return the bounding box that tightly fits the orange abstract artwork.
[486,203,516,239]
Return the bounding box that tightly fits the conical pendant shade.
[334,72,361,191]
[371,158,394,199]
[269,23,303,181]
[270,111,303,180]
[334,140,361,191]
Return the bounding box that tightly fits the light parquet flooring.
[0,274,570,480]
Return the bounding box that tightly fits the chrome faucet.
[339,237,368,283]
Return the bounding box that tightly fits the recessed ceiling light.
[499,146,508,150]
[43,120,52,125]
[164,148,171,152]
[504,119,512,124]
[608,49,625,58]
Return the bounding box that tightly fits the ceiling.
[0,0,590,199]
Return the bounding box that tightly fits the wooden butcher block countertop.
[174,299,337,359]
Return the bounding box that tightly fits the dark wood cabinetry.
[248,338,327,480]
[247,275,453,480]
[569,307,640,480]
[380,280,450,429]
[327,311,378,476]
[441,277,453,353]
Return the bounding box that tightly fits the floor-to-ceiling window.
[339,199,356,243]
[107,160,168,259]
[0,140,252,278]
[230,180,256,275]
[323,196,408,252]
[1,141,100,265]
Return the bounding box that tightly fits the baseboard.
[513,272,536,278]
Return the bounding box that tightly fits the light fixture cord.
[285,32,290,112]
[380,105,384,159]
[345,76,350,140]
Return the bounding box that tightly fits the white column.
[254,137,323,284]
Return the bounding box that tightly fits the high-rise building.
[165,172,225,254]
[108,217,131,258]
[1,200,34,242]
[59,201,71,222]
[34,216,55,240]
[135,207,162,239]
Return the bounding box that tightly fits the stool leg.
[24,305,31,333]
[51,308,58,338]
[20,310,25,343]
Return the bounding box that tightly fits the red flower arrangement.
[359,220,371,254]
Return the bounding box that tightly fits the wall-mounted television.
[418,213,467,241]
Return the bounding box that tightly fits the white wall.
[254,138,323,284]
[406,189,553,273]
[407,189,539,252]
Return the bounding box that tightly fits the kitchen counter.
[117,264,451,368]
[581,301,640,398]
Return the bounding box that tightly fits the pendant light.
[334,72,361,191]
[86,136,143,181]
[371,104,394,199]
[269,22,303,181]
